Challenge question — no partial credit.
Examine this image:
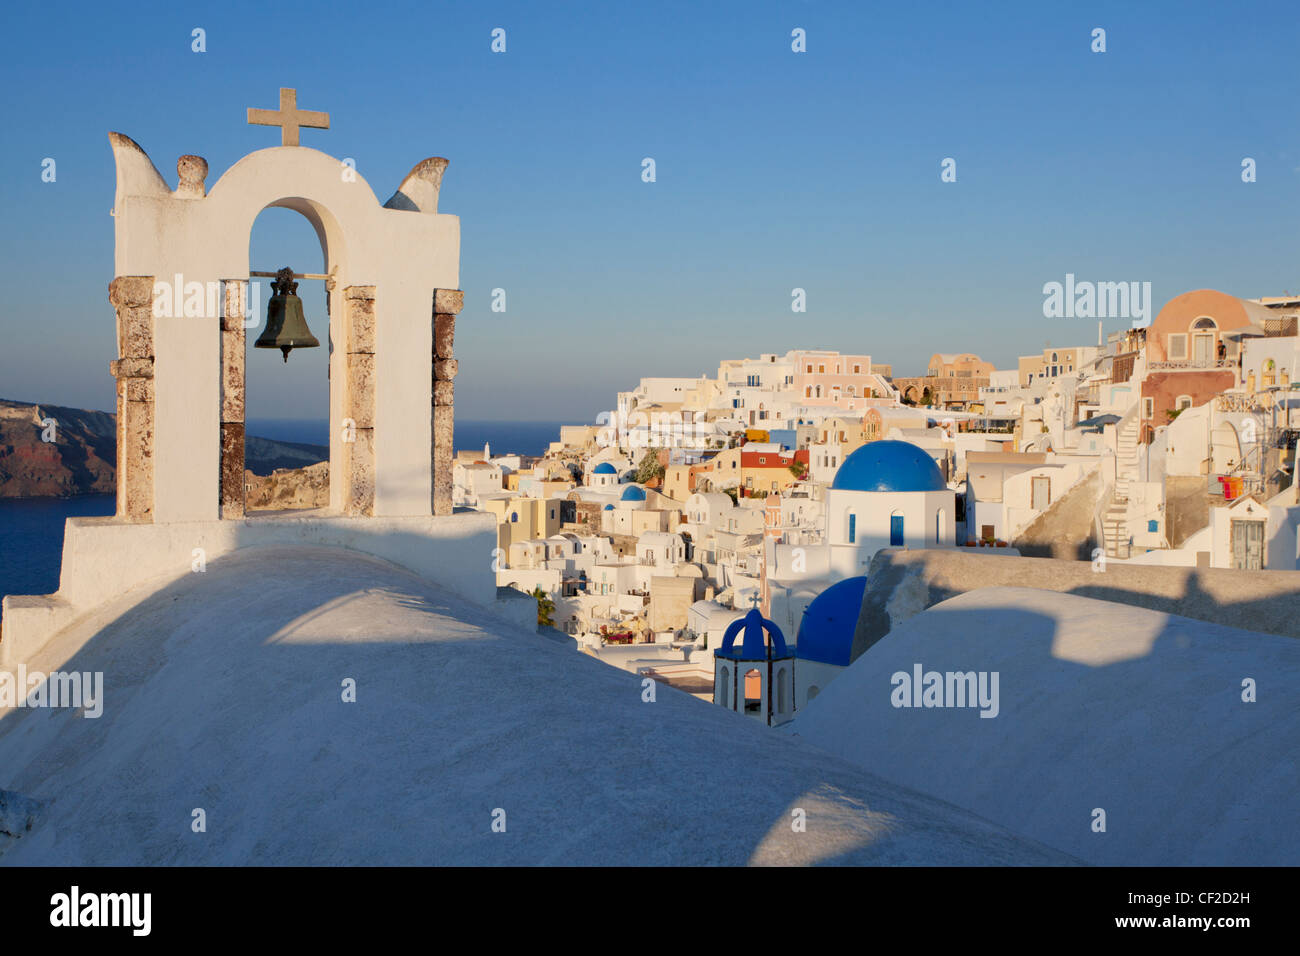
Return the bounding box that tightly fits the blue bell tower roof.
[716,608,791,661]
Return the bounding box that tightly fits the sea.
[0,419,572,617]
[245,418,571,456]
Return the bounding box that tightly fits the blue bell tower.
[713,606,796,726]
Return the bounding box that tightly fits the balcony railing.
[1149,358,1236,371]
[1214,394,1265,413]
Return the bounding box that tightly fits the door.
[890,514,905,547]
[1031,476,1051,511]
[1231,520,1265,570]
[1194,333,1215,367]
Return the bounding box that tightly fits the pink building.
[791,350,895,413]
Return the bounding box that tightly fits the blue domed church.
[713,607,795,726]
[794,576,867,708]
[826,440,955,576]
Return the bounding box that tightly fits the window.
[1192,316,1217,330]
[1052,352,1058,362]
[1143,397,1155,419]
[890,513,905,547]
[1168,333,1188,360]
[1176,395,1193,410]
[806,365,812,373]
[510,512,518,522]
[818,364,825,373]
[848,513,856,543]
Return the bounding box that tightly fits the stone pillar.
[220,280,247,518]
[343,286,377,516]
[432,289,464,516]
[108,276,156,521]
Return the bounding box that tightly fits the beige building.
[483,495,563,551]
[1018,347,1097,387]
[894,353,994,409]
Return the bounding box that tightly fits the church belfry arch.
[107,88,465,522]
[0,87,496,666]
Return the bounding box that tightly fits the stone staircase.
[1103,411,1140,559]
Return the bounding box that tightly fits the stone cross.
[247,88,329,147]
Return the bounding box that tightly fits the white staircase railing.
[1103,407,1141,559]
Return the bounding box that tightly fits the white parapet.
[0,511,496,668]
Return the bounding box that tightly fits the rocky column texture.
[432,289,464,516]
[344,285,377,516]
[108,275,156,520]
[220,279,246,518]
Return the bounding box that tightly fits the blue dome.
[620,485,647,501]
[831,440,946,492]
[717,608,790,661]
[592,462,617,475]
[603,504,614,511]
[796,577,867,666]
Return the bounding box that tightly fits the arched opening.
[743,668,762,715]
[777,666,789,714]
[1191,317,1217,367]
[890,510,905,547]
[1211,422,1241,474]
[241,206,333,514]
[719,666,730,708]
[807,685,819,702]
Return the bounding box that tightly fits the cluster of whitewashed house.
[452,297,1300,724]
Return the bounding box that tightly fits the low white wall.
[1,511,496,667]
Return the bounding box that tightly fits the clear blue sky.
[0,0,1295,422]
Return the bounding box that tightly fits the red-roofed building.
[740,448,809,496]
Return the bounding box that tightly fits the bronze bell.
[255,267,321,362]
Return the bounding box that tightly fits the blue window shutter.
[890,515,904,546]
